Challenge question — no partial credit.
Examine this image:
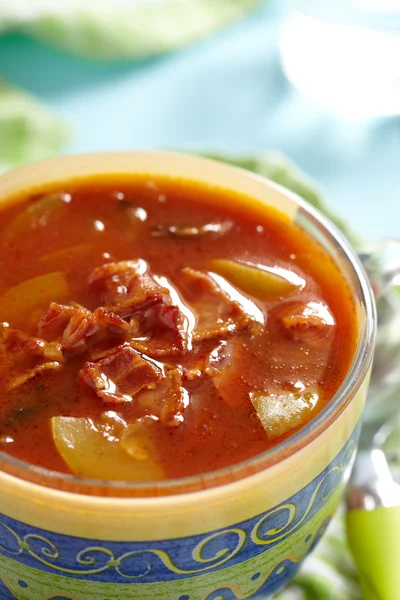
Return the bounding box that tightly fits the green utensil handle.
[346,505,400,600]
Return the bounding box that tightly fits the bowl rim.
[0,151,377,500]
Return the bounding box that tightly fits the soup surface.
[0,177,357,482]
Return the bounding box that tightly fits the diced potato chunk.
[250,391,318,440]
[0,272,68,328]
[210,259,304,301]
[51,416,163,481]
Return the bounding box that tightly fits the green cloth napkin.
[203,152,362,250]
[0,0,261,60]
[0,79,68,174]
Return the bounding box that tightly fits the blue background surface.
[0,1,398,239]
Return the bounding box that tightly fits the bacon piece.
[280,301,335,343]
[180,268,258,341]
[89,261,191,357]
[0,323,64,389]
[88,260,170,318]
[38,302,128,354]
[80,343,187,425]
[62,307,128,352]
[79,344,162,404]
[130,304,189,358]
[137,368,187,426]
[37,302,83,340]
[0,324,64,364]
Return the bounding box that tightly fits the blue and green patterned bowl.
[0,153,376,600]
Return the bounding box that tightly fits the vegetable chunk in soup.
[0,177,357,483]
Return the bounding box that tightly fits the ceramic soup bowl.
[0,152,376,600]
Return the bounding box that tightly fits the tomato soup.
[0,177,357,482]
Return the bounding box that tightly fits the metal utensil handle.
[360,239,400,419]
[346,239,400,600]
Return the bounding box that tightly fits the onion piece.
[4,192,69,243]
[250,390,319,441]
[51,415,163,481]
[210,259,304,302]
[0,272,68,328]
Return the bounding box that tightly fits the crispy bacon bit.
[79,344,162,404]
[88,260,141,293]
[130,304,189,357]
[88,261,191,357]
[88,260,170,318]
[41,341,64,362]
[62,307,127,352]
[0,324,64,364]
[137,368,187,426]
[180,268,257,341]
[0,323,64,389]
[281,301,335,343]
[38,302,128,354]
[62,309,100,352]
[38,302,84,340]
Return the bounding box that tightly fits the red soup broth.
[0,176,357,484]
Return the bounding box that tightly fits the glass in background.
[279,0,400,117]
